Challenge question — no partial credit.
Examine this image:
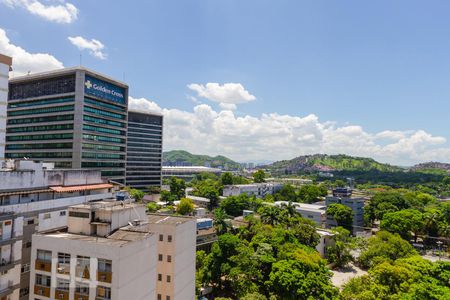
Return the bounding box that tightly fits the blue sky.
[0,0,449,165]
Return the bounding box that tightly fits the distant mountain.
[266,154,403,174]
[163,150,241,169]
[410,162,450,175]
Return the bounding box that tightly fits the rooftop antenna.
[79,53,82,66]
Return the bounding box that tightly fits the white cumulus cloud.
[129,96,450,166]
[68,36,107,60]
[1,0,78,24]
[0,28,64,76]
[188,82,256,110]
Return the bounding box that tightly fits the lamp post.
[437,240,443,261]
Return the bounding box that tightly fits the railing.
[97,271,112,283]
[35,259,52,272]
[34,285,51,297]
[54,289,69,300]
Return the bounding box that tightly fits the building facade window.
[76,256,90,279]
[97,286,111,300]
[57,253,70,274]
[158,274,162,281]
[168,235,172,243]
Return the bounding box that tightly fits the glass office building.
[6,67,128,183]
[126,110,163,190]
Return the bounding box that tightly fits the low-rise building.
[162,166,222,181]
[274,201,327,227]
[30,201,156,300]
[0,160,116,300]
[326,188,365,232]
[223,183,283,198]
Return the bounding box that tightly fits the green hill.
[163,150,241,169]
[268,154,403,174]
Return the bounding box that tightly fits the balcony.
[74,292,89,300]
[0,280,19,298]
[34,285,50,297]
[54,289,69,300]
[35,259,52,272]
[0,258,20,273]
[97,271,112,283]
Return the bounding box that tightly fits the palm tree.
[213,208,231,235]
[259,205,281,226]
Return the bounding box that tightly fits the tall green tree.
[380,209,424,241]
[169,177,186,200]
[221,172,233,185]
[253,170,266,183]
[327,203,353,231]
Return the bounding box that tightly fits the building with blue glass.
[6,67,128,183]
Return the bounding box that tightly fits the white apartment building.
[274,201,327,227]
[0,160,116,300]
[0,212,22,300]
[223,183,283,198]
[30,201,156,300]
[0,54,12,162]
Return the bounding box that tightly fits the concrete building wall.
[0,54,12,161]
[30,232,157,300]
[173,221,196,300]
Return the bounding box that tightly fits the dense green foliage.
[163,150,241,169]
[177,197,194,215]
[327,204,353,231]
[358,231,417,269]
[326,227,354,268]
[253,169,266,183]
[342,255,450,300]
[268,154,402,174]
[197,207,337,299]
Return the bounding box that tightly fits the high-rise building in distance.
[6,67,128,183]
[126,110,163,190]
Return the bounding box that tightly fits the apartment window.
[21,263,30,273]
[159,234,163,242]
[158,274,162,281]
[57,253,70,274]
[37,249,51,262]
[168,235,172,242]
[98,259,112,272]
[19,287,29,297]
[166,296,170,300]
[157,294,162,300]
[56,278,70,291]
[59,210,66,216]
[158,254,163,261]
[43,213,51,219]
[75,283,89,295]
[167,255,172,263]
[167,275,171,283]
[27,219,35,225]
[35,274,51,287]
[97,286,111,300]
[24,241,32,248]
[76,256,90,279]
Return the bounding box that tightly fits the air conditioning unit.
[37,289,43,295]
[101,274,106,280]
[59,293,65,299]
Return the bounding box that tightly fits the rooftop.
[9,66,128,88]
[147,214,194,225]
[38,230,151,247]
[70,200,143,212]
